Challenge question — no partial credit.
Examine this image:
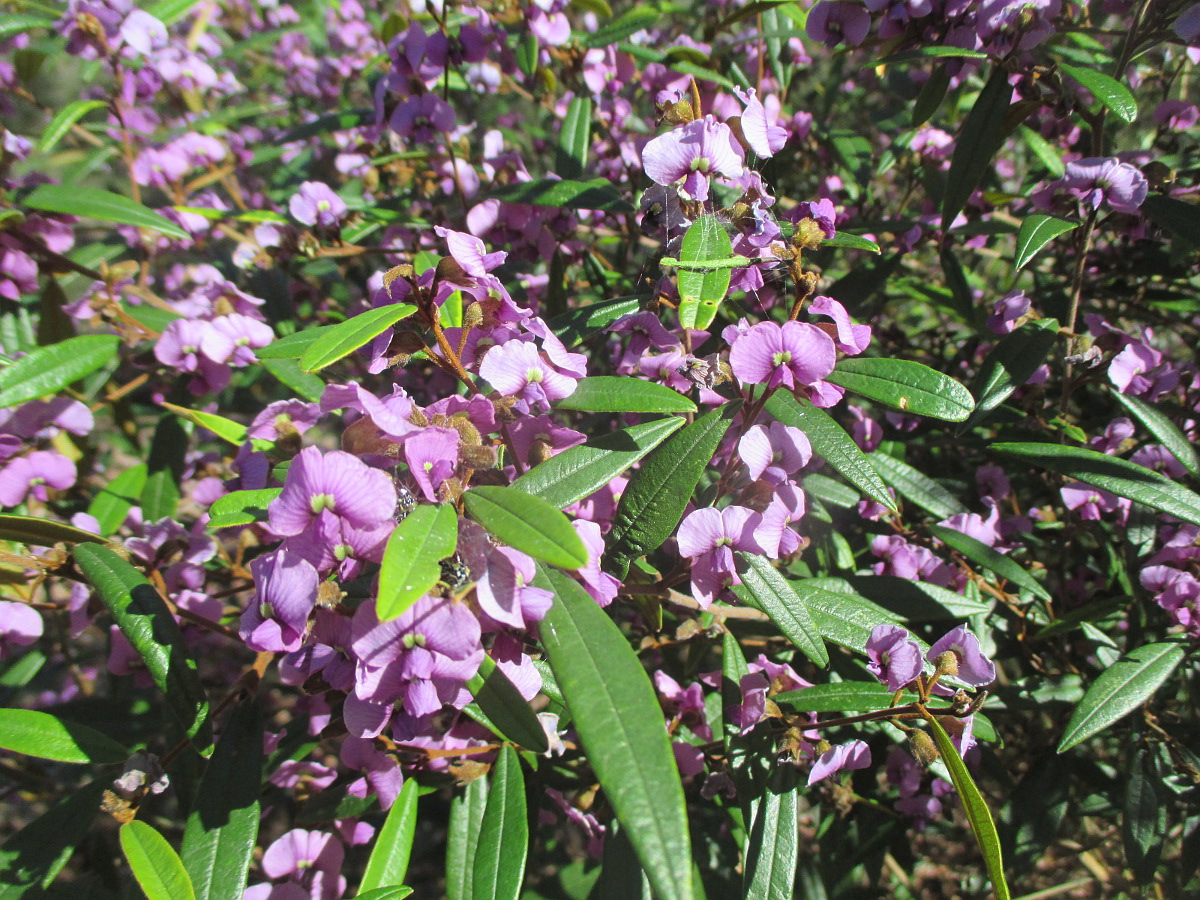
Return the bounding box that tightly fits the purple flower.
[734,88,788,159]
[865,624,924,691]
[0,599,43,659]
[289,182,347,228]
[806,1,871,47]
[261,828,345,900]
[677,506,766,607]
[1053,157,1149,215]
[1153,99,1200,131]
[789,198,837,239]
[389,92,456,142]
[0,451,76,506]
[738,421,812,484]
[642,116,745,203]
[269,447,397,537]
[927,625,996,687]
[809,296,871,354]
[808,739,871,786]
[239,550,319,653]
[404,426,459,503]
[435,226,506,277]
[728,320,837,392]
[986,289,1030,335]
[479,339,578,411]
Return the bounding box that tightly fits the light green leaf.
[0,14,56,41]
[677,216,734,330]
[929,523,1051,601]
[161,402,248,445]
[965,319,1059,428]
[1019,124,1065,177]
[260,357,326,403]
[37,100,108,154]
[463,486,587,570]
[992,441,1200,527]
[23,185,187,240]
[765,392,897,511]
[445,777,488,900]
[556,376,696,414]
[359,780,419,895]
[547,296,644,348]
[511,417,684,510]
[826,357,975,422]
[471,745,528,900]
[89,463,149,536]
[74,544,212,755]
[583,7,662,47]
[1058,642,1186,752]
[796,580,914,656]
[743,766,800,900]
[299,305,417,372]
[732,553,828,667]
[1111,391,1200,480]
[466,655,551,753]
[774,681,893,713]
[875,46,992,66]
[868,452,967,520]
[539,568,695,900]
[1014,214,1077,270]
[256,325,337,360]
[822,232,881,253]
[0,708,128,765]
[121,821,196,900]
[0,334,120,409]
[356,889,414,900]
[1059,63,1137,123]
[377,505,458,621]
[206,488,282,530]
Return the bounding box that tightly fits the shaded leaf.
[930,524,1051,601]
[1059,63,1137,123]
[965,319,1059,428]
[120,821,196,900]
[0,334,120,409]
[359,780,419,895]
[466,654,550,753]
[1112,390,1200,479]
[377,505,458,621]
[942,67,1013,230]
[846,575,992,620]
[298,305,417,373]
[24,185,187,240]
[463,486,587,569]
[547,296,644,348]
[1140,195,1200,249]
[88,464,148,537]
[0,708,128,765]
[38,100,107,154]
[583,8,663,48]
[0,780,107,894]
[487,178,633,214]
[868,452,966,520]
[826,358,975,422]
[471,745,528,900]
[557,96,592,180]
[1014,214,1077,270]
[1123,746,1166,882]
[732,553,828,667]
[556,376,696,414]
[0,514,108,547]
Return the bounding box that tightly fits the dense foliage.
[1,0,1199,897]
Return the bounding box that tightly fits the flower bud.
[932,650,959,678]
[908,729,940,767]
[462,301,485,329]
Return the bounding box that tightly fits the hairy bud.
[932,650,959,678]
[909,729,941,767]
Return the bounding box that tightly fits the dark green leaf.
[766,393,896,511]
[540,568,695,900]
[466,654,550,753]
[255,326,337,360]
[912,64,951,128]
[795,579,912,655]
[445,777,488,900]
[298,305,417,373]
[141,469,180,522]
[0,708,127,765]
[359,780,419,895]
[0,334,120,409]
[846,575,992,620]
[677,216,734,330]
[511,417,684,510]
[463,486,587,569]
[1014,214,1077,270]
[588,823,651,900]
[23,185,187,240]
[743,766,799,900]
[557,96,592,180]
[471,745,528,900]
[73,544,212,755]
[88,464,148,537]
[0,514,109,547]
[925,715,1010,900]
[547,296,644,348]
[181,699,263,900]
[992,441,1200,527]
[821,232,881,254]
[1123,746,1166,882]
[1019,124,1065,177]
[875,46,992,66]
[965,319,1059,427]
[732,553,828,667]
[377,505,458,621]
[1112,391,1200,479]
[1059,63,1137,123]
[38,100,108,154]
[868,452,967,519]
[605,401,740,575]
[120,821,196,900]
[0,780,107,894]
[1058,642,1186,752]
[0,14,56,41]
[774,681,893,713]
[942,67,1013,230]
[556,376,696,414]
[826,358,974,422]
[487,178,633,214]
[1140,195,1200,249]
[929,524,1051,601]
[583,8,662,48]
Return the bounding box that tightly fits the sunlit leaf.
[1059,63,1137,123]
[0,708,127,765]
[826,357,975,422]
[466,654,550,753]
[471,745,528,900]
[463,486,587,569]
[0,334,120,409]
[359,780,420,895]
[733,553,828,667]
[930,523,1051,601]
[377,505,458,621]
[298,305,417,372]
[121,821,196,900]
[1014,214,1077,270]
[556,376,696,414]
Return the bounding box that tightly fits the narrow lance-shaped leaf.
[37,99,107,154]
[732,553,828,667]
[445,776,488,900]
[466,654,551,753]
[487,178,633,214]
[256,325,337,360]
[677,215,735,330]
[1058,63,1137,123]
[743,766,800,900]
[1014,214,1078,270]
[0,779,107,893]
[298,304,417,373]
[23,184,188,240]
[556,376,697,414]
[964,319,1059,429]
[794,580,912,656]
[462,486,587,570]
[1058,642,1186,752]
[471,745,528,900]
[930,523,1051,601]
[942,66,1013,230]
[377,505,458,621]
[0,513,109,547]
[557,95,592,179]
[773,681,893,713]
[1123,746,1167,882]
[73,544,213,756]
[180,699,263,900]
[89,463,149,536]
[868,452,967,520]
[825,357,975,422]
[206,488,282,530]
[0,708,128,765]
[160,402,248,445]
[358,780,420,895]
[539,567,696,900]
[0,334,120,409]
[120,821,197,900]
[1111,391,1200,479]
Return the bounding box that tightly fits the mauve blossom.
[809,295,871,354]
[808,739,871,786]
[404,426,459,502]
[1061,482,1125,521]
[677,506,766,607]
[261,829,345,900]
[734,88,788,158]
[806,1,871,47]
[1153,99,1200,131]
[1176,4,1200,42]
[642,116,745,202]
[459,519,553,628]
[269,446,396,536]
[390,92,456,141]
[1047,157,1149,215]
[987,289,1030,335]
[0,600,42,659]
[201,314,274,366]
[289,181,347,228]
[0,451,76,506]
[119,9,167,55]
[434,225,506,277]
[927,625,996,687]
[789,198,837,239]
[729,320,837,391]
[738,421,812,484]
[239,550,319,653]
[479,339,578,410]
[866,624,924,691]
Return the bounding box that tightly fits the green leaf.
[141,469,180,522]
[1123,746,1166,882]
[0,514,109,547]
[868,452,967,520]
[1058,642,1186,752]
[1014,214,1077,270]
[161,402,248,445]
[0,780,107,894]
[929,524,1051,601]
[677,216,734,330]
[1112,391,1200,479]
[298,305,417,373]
[206,488,282,530]
[743,766,799,900]
[466,655,551,753]
[89,463,149,536]
[463,486,587,569]
[765,393,897,512]
[1059,62,1137,123]
[1139,195,1200,249]
[796,580,911,656]
[911,64,951,128]
[359,780,419,895]
[120,821,197,900]
[965,319,1060,427]
[821,232,882,254]
[445,777,488,900]
[875,46,992,66]
[471,745,528,900]
[260,357,325,403]
[547,296,644,348]
[0,708,127,765]
[180,699,263,900]
[539,568,695,900]
[356,889,414,900]
[826,358,975,422]
[487,178,633,214]
[377,505,458,621]
[942,66,1013,230]
[557,96,592,180]
[510,417,684,510]
[38,100,108,154]
[924,714,1010,900]
[255,326,337,360]
[732,554,828,667]
[145,0,204,25]
[583,7,661,47]
[774,681,893,713]
[0,14,56,41]
[992,441,1200,528]
[0,334,120,409]
[73,544,212,755]
[556,376,696,414]
[846,575,992,620]
[605,401,740,575]
[23,185,187,240]
[1019,124,1065,177]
